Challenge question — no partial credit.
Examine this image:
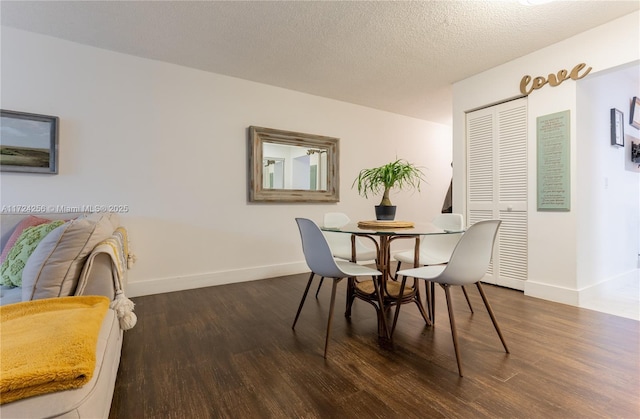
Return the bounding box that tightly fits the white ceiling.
[2,0,639,125]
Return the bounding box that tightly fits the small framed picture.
[630,96,640,130]
[0,109,59,174]
[610,108,624,147]
[632,141,640,164]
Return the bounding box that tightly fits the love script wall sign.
[520,63,592,96]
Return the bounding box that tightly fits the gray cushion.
[21,213,118,301]
[0,285,22,306]
[0,220,65,287]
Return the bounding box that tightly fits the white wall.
[576,64,640,293]
[452,12,640,305]
[0,27,452,297]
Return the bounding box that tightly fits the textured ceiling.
[2,1,639,125]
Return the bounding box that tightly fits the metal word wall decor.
[520,63,592,96]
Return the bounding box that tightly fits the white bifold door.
[466,97,528,290]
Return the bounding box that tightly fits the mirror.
[249,126,339,202]
[263,157,285,189]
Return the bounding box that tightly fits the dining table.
[321,220,463,341]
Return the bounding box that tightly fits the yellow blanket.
[0,296,109,404]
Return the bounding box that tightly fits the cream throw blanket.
[0,296,109,404]
[77,227,137,330]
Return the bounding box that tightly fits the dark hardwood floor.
[110,273,640,418]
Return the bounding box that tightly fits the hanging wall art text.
[520,63,592,96]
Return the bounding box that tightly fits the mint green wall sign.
[537,110,570,211]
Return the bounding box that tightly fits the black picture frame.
[632,141,640,164]
[630,96,640,130]
[0,109,59,174]
[610,108,624,147]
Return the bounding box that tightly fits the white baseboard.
[578,269,639,303]
[524,280,580,306]
[483,273,525,291]
[126,262,310,297]
[520,270,640,308]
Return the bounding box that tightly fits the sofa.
[0,212,135,418]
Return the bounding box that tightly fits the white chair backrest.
[323,212,351,228]
[432,213,464,231]
[295,218,346,278]
[420,232,463,262]
[417,213,464,263]
[323,212,354,253]
[437,220,501,286]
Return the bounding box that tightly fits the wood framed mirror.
[249,126,340,202]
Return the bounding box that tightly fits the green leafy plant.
[353,159,425,206]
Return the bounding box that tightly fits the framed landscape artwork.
[0,110,59,174]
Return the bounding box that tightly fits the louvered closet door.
[466,97,527,290]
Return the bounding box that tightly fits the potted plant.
[353,158,425,220]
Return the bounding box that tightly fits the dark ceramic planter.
[375,205,396,221]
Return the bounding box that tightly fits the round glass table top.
[321,221,463,236]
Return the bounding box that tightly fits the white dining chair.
[323,212,377,261]
[395,220,509,377]
[393,213,473,315]
[293,218,385,358]
[315,212,377,297]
